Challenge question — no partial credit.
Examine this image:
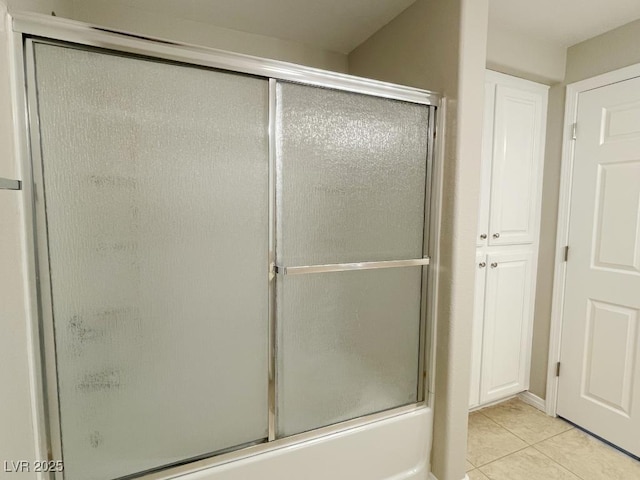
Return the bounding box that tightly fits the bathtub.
[162,408,432,480]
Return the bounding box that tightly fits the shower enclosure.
[6,12,439,480]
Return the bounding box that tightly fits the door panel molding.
[547,62,640,419]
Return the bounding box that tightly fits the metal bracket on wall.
[0,177,22,190]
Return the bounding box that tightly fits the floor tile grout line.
[496,420,574,446]
[530,425,575,447]
[479,400,575,446]
[478,446,586,480]
[472,444,530,469]
[531,442,587,480]
[474,408,535,448]
[468,400,574,470]
[468,409,530,467]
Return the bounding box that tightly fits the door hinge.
[571,123,577,140]
[563,246,569,262]
[556,362,561,377]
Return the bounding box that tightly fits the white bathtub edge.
[178,407,432,480]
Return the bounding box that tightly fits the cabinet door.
[477,81,495,247]
[488,85,545,246]
[480,251,534,403]
[469,251,488,408]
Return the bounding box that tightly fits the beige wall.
[528,84,565,399]
[6,0,72,16]
[68,0,347,73]
[6,0,347,72]
[565,18,640,83]
[350,1,488,479]
[486,26,566,85]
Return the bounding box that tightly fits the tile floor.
[466,398,640,480]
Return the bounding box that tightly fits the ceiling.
[489,0,640,48]
[65,0,640,54]
[94,0,417,54]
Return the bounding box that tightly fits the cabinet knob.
[492,233,500,239]
[490,262,498,268]
[479,262,486,268]
[480,234,487,240]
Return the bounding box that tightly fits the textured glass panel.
[34,44,269,480]
[276,82,429,265]
[276,267,422,437]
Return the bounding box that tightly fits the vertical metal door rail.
[417,105,437,403]
[267,78,277,441]
[23,39,66,480]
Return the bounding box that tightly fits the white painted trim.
[486,69,550,94]
[469,394,517,413]
[547,62,640,417]
[518,391,546,412]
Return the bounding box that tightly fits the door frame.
[546,62,640,416]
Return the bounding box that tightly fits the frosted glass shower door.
[31,43,269,480]
[275,82,430,437]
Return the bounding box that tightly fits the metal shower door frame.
[11,12,440,480]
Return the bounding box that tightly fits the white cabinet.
[481,251,534,403]
[470,252,487,408]
[488,85,545,246]
[470,71,547,408]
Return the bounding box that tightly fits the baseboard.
[518,391,546,412]
[427,472,469,480]
[469,394,518,412]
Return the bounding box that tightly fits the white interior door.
[557,76,640,457]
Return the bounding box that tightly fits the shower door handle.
[0,177,21,190]
[274,258,430,275]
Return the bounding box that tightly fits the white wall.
[350,1,488,478]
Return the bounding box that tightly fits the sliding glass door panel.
[33,43,269,480]
[275,82,430,266]
[274,81,429,437]
[276,267,422,437]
